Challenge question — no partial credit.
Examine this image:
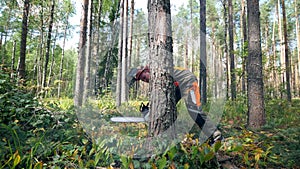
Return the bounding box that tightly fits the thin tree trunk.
[281,0,292,101]
[185,38,189,69]
[228,0,236,100]
[11,40,16,79]
[276,0,285,99]
[128,0,134,70]
[199,0,207,105]
[74,0,89,107]
[47,28,58,90]
[42,0,55,90]
[190,0,194,72]
[116,0,124,106]
[1,30,7,70]
[222,0,229,100]
[93,0,103,96]
[271,18,278,98]
[58,18,69,98]
[0,33,2,69]
[18,0,30,82]
[37,1,44,93]
[121,0,129,103]
[83,0,93,103]
[294,0,300,96]
[241,0,247,94]
[247,0,265,129]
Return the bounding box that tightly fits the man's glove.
[140,102,149,121]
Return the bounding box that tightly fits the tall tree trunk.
[276,0,285,99]
[74,0,89,107]
[247,0,265,129]
[228,0,236,100]
[37,0,44,93]
[47,28,58,90]
[148,0,176,137]
[93,0,103,96]
[128,0,134,70]
[199,0,207,105]
[190,0,194,72]
[222,0,229,99]
[184,38,189,69]
[42,0,55,90]
[281,0,292,101]
[295,0,300,96]
[58,18,69,98]
[83,0,93,103]
[241,0,247,94]
[271,17,278,98]
[116,0,124,107]
[121,0,129,103]
[18,0,30,83]
[11,40,16,79]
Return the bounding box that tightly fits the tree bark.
[93,0,103,96]
[18,0,30,83]
[185,38,189,69]
[58,17,69,98]
[222,0,229,100]
[47,28,58,90]
[276,0,285,99]
[116,0,124,107]
[199,0,207,105]
[241,0,247,94]
[121,0,129,103]
[295,0,300,96]
[271,17,278,98]
[128,0,134,70]
[37,0,44,92]
[74,0,89,107]
[11,40,17,79]
[281,0,291,101]
[83,0,93,103]
[247,0,266,129]
[190,0,194,72]
[148,0,176,137]
[42,0,55,90]
[228,0,236,100]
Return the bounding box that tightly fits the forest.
[0,0,299,168]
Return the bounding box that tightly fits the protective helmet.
[127,68,138,87]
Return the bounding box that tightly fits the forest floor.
[1,83,300,168]
[215,98,300,169]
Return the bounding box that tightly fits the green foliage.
[1,67,299,168]
[116,136,221,169]
[222,94,248,126]
[0,70,95,168]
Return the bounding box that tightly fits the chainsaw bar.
[110,116,146,123]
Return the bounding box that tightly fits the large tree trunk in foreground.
[148,0,176,137]
[247,0,266,129]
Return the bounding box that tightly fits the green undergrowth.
[219,97,300,168]
[1,69,299,168]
